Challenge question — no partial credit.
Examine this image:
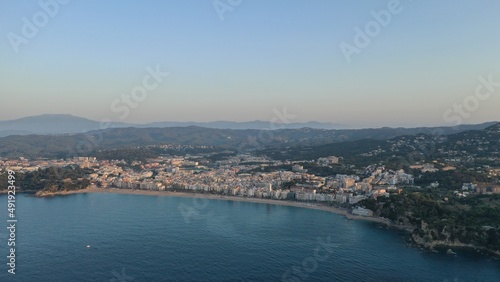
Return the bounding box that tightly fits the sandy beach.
[38,187,392,225]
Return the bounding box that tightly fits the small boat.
[87,245,91,248]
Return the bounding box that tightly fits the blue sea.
[0,193,498,281]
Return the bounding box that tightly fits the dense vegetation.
[0,166,90,192]
[359,192,500,253]
[413,170,491,190]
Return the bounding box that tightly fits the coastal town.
[2,148,498,217]
[1,125,499,257]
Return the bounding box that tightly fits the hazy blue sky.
[1,0,499,128]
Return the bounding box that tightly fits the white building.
[351,207,373,217]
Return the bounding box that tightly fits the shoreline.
[33,187,392,225]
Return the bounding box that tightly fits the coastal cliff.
[359,192,500,256]
[408,220,500,256]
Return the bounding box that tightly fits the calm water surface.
[0,193,498,281]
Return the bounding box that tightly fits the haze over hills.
[145,120,347,131]
[260,122,500,163]
[0,114,128,136]
[0,114,346,137]
[0,114,498,138]
[0,117,498,159]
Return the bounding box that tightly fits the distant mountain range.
[0,114,497,159]
[0,114,346,137]
[260,122,500,163]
